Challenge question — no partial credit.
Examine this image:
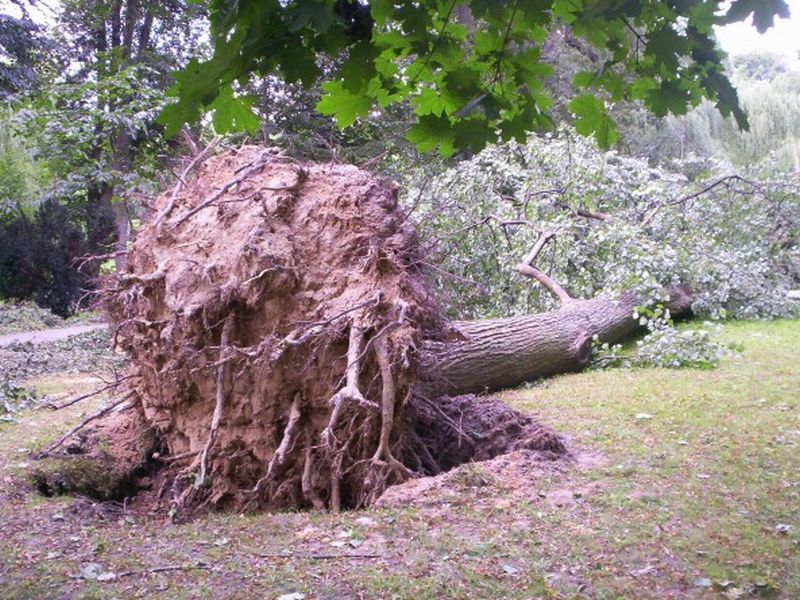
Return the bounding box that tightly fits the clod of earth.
[40,146,692,516]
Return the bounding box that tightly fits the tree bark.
[421,286,693,396]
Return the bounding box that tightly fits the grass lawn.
[0,319,798,599]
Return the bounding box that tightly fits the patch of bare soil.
[376,449,567,508]
[378,430,603,510]
[410,394,567,470]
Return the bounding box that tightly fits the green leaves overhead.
[569,94,619,147]
[209,85,260,134]
[160,0,791,153]
[717,0,791,34]
[316,80,372,127]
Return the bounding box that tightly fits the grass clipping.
[103,147,447,513]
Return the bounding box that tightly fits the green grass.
[0,320,798,599]
[500,319,800,598]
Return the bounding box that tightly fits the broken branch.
[514,231,573,304]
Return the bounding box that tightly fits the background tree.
[0,4,50,99]
[20,0,205,270]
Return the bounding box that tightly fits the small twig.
[242,266,280,286]
[575,207,610,221]
[359,150,388,169]
[36,392,135,458]
[641,175,761,226]
[285,294,381,346]
[47,375,137,410]
[152,450,198,463]
[169,155,305,230]
[414,394,480,443]
[414,259,486,288]
[73,250,128,272]
[115,270,166,285]
[399,175,432,226]
[115,563,211,578]
[168,151,271,229]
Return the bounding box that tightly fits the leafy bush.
[634,321,734,369]
[0,300,64,335]
[0,199,90,316]
[0,328,121,382]
[593,320,737,371]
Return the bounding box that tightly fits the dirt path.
[0,324,106,347]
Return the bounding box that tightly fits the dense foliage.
[0,200,90,316]
[630,53,800,169]
[162,0,791,155]
[413,130,799,318]
[0,1,207,313]
[0,1,797,372]
[409,129,799,366]
[0,10,50,99]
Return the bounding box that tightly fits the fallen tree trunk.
[421,287,692,396]
[40,149,695,515]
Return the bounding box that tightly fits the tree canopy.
[160,0,791,155]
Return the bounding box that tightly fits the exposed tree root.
[252,393,302,492]
[98,148,454,514]
[322,322,368,447]
[197,313,235,485]
[88,147,572,516]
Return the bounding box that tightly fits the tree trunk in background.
[421,286,693,396]
[83,0,155,273]
[84,184,116,267]
[113,200,129,271]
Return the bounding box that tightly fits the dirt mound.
[93,146,568,515]
[104,146,438,512]
[32,406,157,501]
[376,449,568,509]
[408,394,567,472]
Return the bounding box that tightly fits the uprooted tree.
[32,145,697,515]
